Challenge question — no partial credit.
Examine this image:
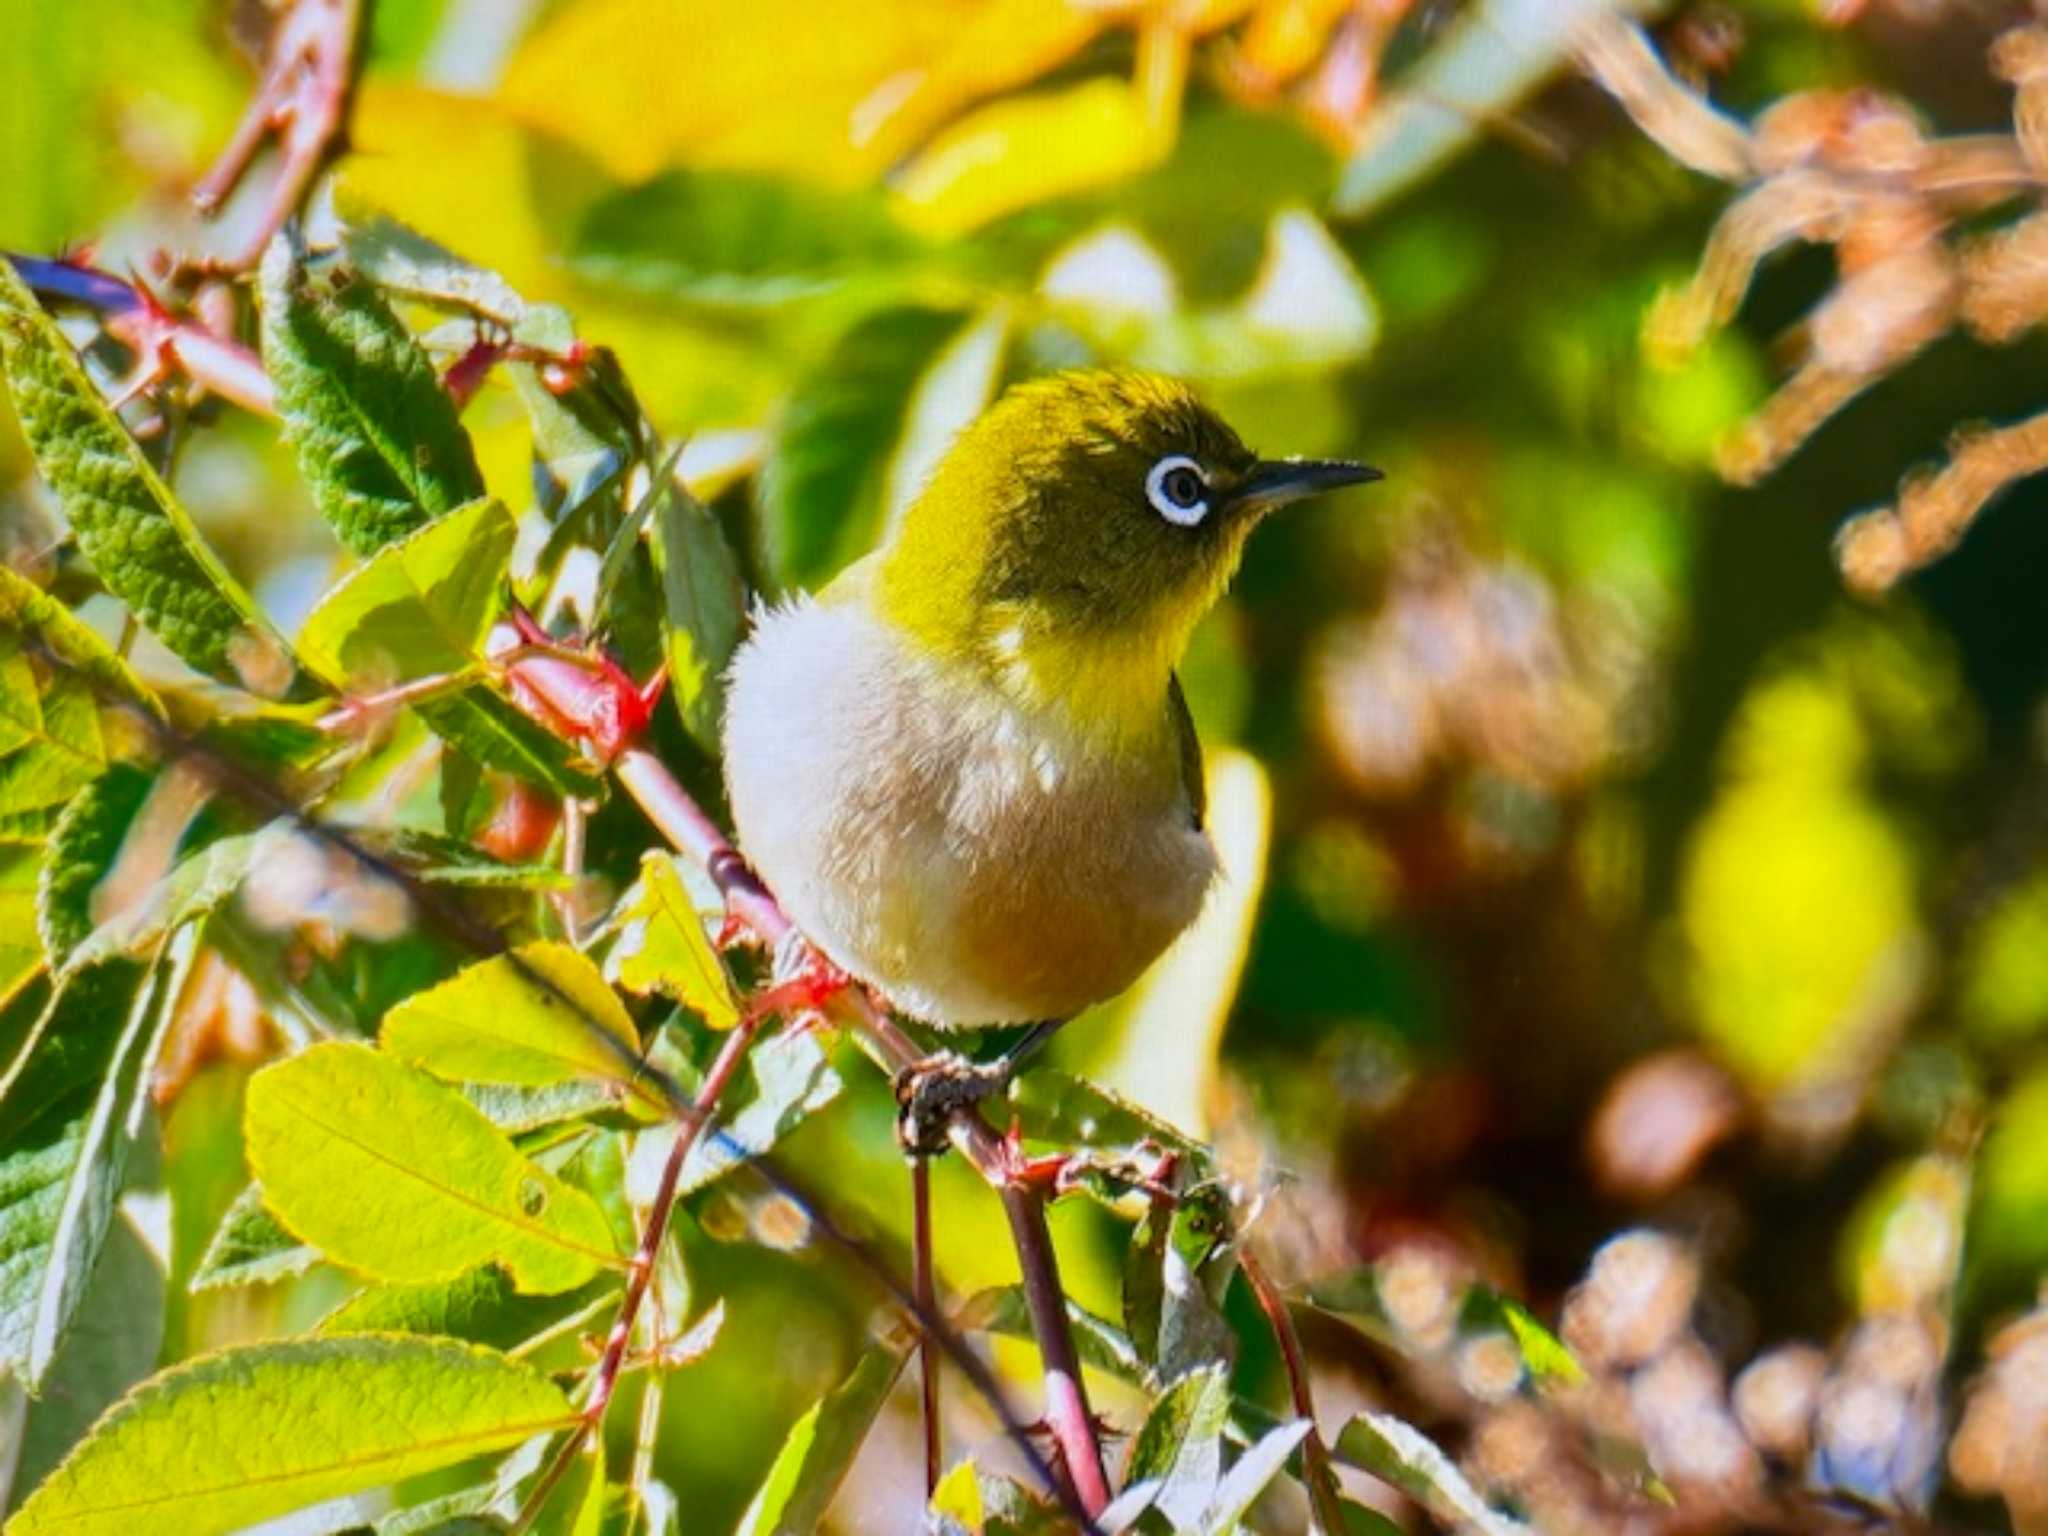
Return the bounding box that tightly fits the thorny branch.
[1575,14,2048,592]
[191,0,362,272]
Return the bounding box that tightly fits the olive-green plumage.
[723,370,1376,1027]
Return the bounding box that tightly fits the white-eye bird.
[722,371,1377,1115]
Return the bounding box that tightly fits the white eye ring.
[1146,454,1209,527]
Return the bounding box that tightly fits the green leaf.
[6,1335,577,1536]
[0,956,161,1389]
[341,216,533,334]
[0,846,42,1009]
[609,853,740,1028]
[188,1183,317,1293]
[733,1343,908,1536]
[572,169,923,308]
[318,1265,614,1352]
[297,498,515,685]
[0,564,159,821]
[1199,1418,1312,1535]
[259,238,487,557]
[8,1211,165,1503]
[1124,1364,1232,1531]
[34,764,152,972]
[1459,1288,1585,1388]
[0,261,302,698]
[382,941,660,1117]
[1007,1070,1202,1161]
[628,1028,839,1200]
[244,1042,619,1294]
[1331,1412,1531,1536]
[648,475,744,752]
[756,306,963,590]
[414,688,603,798]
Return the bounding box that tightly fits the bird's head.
[878,370,1379,744]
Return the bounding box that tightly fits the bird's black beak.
[1230,458,1383,513]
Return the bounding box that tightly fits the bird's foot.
[894,1052,1014,1158]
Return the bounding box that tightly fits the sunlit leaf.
[245,1042,619,1294]
[955,1287,1147,1385]
[892,78,1161,238]
[259,238,486,557]
[0,261,302,699]
[609,853,741,1029]
[0,844,42,1007]
[733,1343,908,1536]
[382,940,660,1118]
[1005,1070,1200,1161]
[0,563,159,821]
[189,1182,318,1293]
[297,497,514,685]
[7,1336,577,1536]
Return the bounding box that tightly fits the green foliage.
[382,941,659,1113]
[260,238,487,556]
[574,170,926,308]
[755,305,965,590]
[6,1336,577,1536]
[0,562,157,821]
[608,852,741,1027]
[298,497,513,684]
[189,1183,318,1293]
[0,952,171,1390]
[245,1042,619,1293]
[0,263,302,698]
[733,1343,908,1536]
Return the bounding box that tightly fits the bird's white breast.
[722,591,1215,1026]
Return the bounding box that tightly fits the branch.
[1241,1249,1349,1535]
[4,255,276,416]
[191,0,363,271]
[1836,410,2048,592]
[512,1008,767,1534]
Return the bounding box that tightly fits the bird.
[722,370,1378,1141]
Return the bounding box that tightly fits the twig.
[5,255,276,416]
[511,1008,766,1535]
[192,0,363,271]
[611,746,1115,1517]
[913,1156,941,1498]
[1240,1249,1348,1536]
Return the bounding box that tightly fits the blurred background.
[8,0,2048,1530]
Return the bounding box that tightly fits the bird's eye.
[1145,454,1209,527]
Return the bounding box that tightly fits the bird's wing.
[1168,671,1205,832]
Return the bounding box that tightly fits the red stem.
[511,1009,764,1534]
[1240,1249,1347,1535]
[912,1157,941,1497]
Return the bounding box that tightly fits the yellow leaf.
[610,852,742,1029]
[891,77,1164,236]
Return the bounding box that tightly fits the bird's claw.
[894,1052,1014,1158]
